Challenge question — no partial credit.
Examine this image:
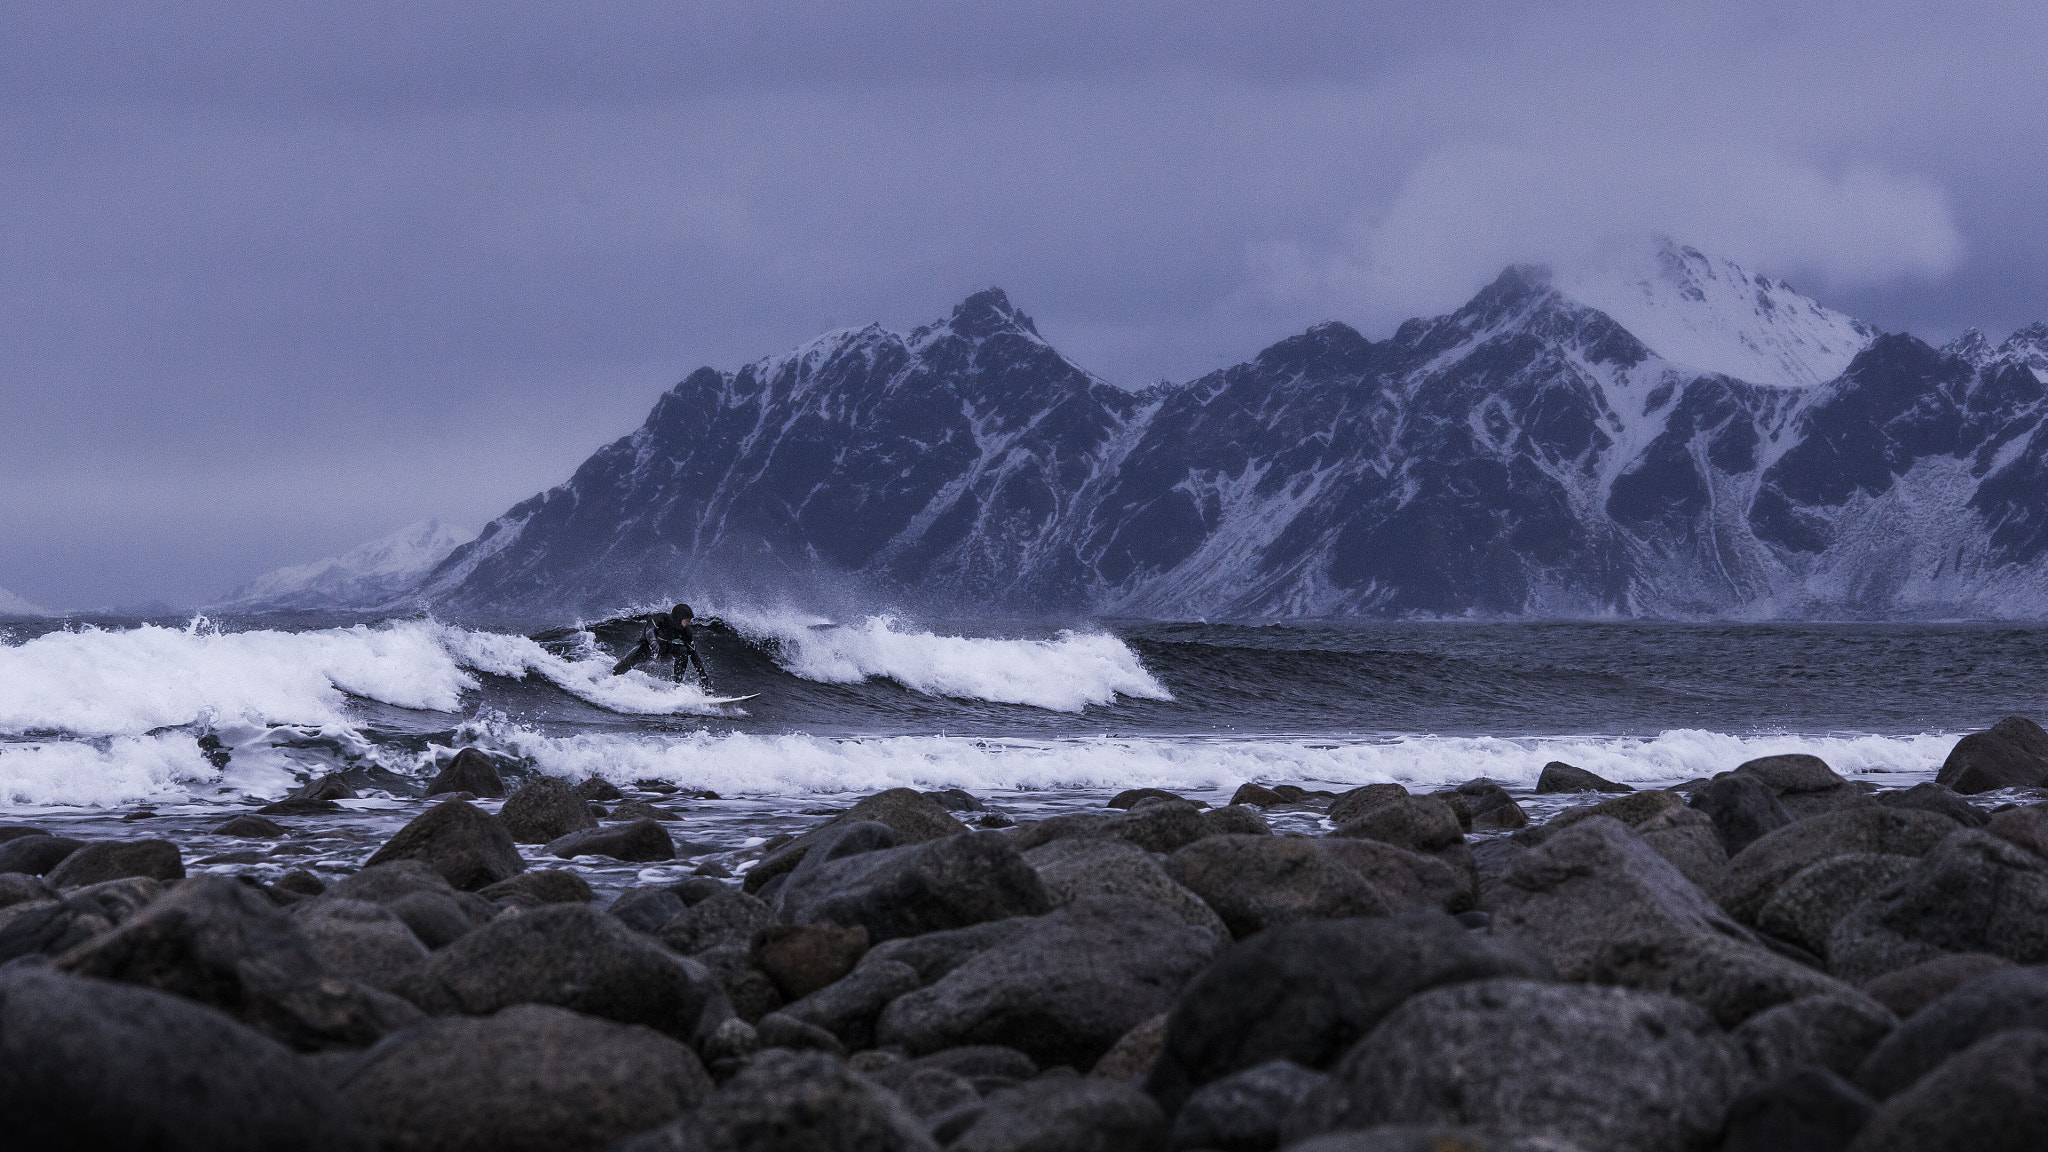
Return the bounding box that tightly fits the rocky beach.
[7,716,2048,1151]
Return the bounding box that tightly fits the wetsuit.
[654,616,711,687]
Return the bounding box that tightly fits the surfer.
[611,603,712,688]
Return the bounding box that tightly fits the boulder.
[610,888,690,934]
[609,800,683,822]
[1027,836,1228,935]
[573,777,624,801]
[329,861,494,947]
[0,872,54,908]
[1145,912,1552,1113]
[1876,782,1988,828]
[1987,802,2048,860]
[0,965,369,1151]
[293,773,359,801]
[1549,789,1685,831]
[1230,783,1284,808]
[1536,762,1633,794]
[1096,800,1211,854]
[44,838,182,887]
[53,874,422,1050]
[876,896,1222,1070]
[362,801,524,891]
[859,916,1034,986]
[1329,796,1464,854]
[779,958,920,1050]
[547,818,675,862]
[1318,836,1473,914]
[866,1044,1038,1090]
[1861,953,2013,1019]
[341,1004,711,1152]
[1826,830,2048,983]
[1754,853,1921,956]
[499,775,599,844]
[477,868,593,908]
[290,897,429,991]
[0,894,117,962]
[1690,774,1795,855]
[945,1078,1167,1152]
[1282,979,1745,1152]
[1719,1068,1874,1152]
[748,1010,847,1057]
[215,814,287,838]
[658,890,772,956]
[1283,1129,1596,1150]
[1936,716,2048,795]
[1091,1013,1168,1081]
[923,787,986,812]
[623,1048,936,1152]
[1734,991,1898,1081]
[1327,784,1411,826]
[258,797,343,815]
[1855,964,2048,1098]
[1848,1028,2048,1151]
[775,826,1051,944]
[694,945,782,1023]
[1592,929,1879,1027]
[1164,835,1390,939]
[396,903,730,1041]
[753,922,869,1000]
[1168,1059,1325,1152]
[1204,805,1273,836]
[1632,806,1729,890]
[1715,808,1961,924]
[743,789,969,894]
[424,747,507,798]
[1733,754,1866,819]
[1116,788,1189,809]
[1009,812,1115,851]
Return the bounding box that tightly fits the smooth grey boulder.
[695,945,782,1024]
[857,916,1034,986]
[477,868,594,908]
[1203,805,1273,836]
[609,888,690,934]
[1592,928,1878,1027]
[752,922,869,1000]
[1329,795,1464,854]
[547,817,675,862]
[0,895,117,962]
[1861,952,2013,1018]
[1989,803,2048,860]
[743,788,969,894]
[499,774,599,844]
[1848,1028,2048,1151]
[889,1066,980,1117]
[1319,836,1473,914]
[865,1044,1039,1092]
[1732,754,1866,820]
[1537,762,1633,794]
[775,826,1051,944]
[624,1049,937,1152]
[1169,1059,1324,1152]
[1877,782,1988,828]
[1826,830,2048,983]
[1145,912,1552,1114]
[1164,835,1390,939]
[1095,800,1212,854]
[53,874,423,1050]
[396,902,730,1042]
[424,747,507,798]
[329,861,494,948]
[1690,774,1794,855]
[1633,806,1729,890]
[1282,979,1745,1152]
[1714,808,1960,924]
[1327,784,1412,825]
[45,838,183,887]
[574,776,624,801]
[1026,836,1227,936]
[363,800,524,891]
[1719,1068,1874,1152]
[0,834,85,876]
[1735,992,1899,1081]
[1548,789,1686,831]
[1753,853,1919,957]
[946,1077,1168,1152]
[780,958,920,1050]
[1936,716,2048,795]
[0,871,54,908]
[290,897,430,991]
[658,889,771,955]
[215,814,287,838]
[0,965,369,1152]
[293,772,358,801]
[1855,965,2048,1098]
[341,1004,711,1152]
[876,896,1221,1071]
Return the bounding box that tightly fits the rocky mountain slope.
[413,245,2048,621]
[218,520,473,614]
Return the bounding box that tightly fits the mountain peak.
[1945,328,1995,366]
[1999,323,2048,374]
[949,288,1040,340]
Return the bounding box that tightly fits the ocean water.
[1,609,2041,892]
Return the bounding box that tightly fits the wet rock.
[54,874,423,1050]
[890,1066,980,1117]
[1146,911,1552,1114]
[609,800,683,821]
[1718,1068,1873,1152]
[1330,796,1464,854]
[66,875,162,922]
[574,777,624,801]
[1204,804,1273,836]
[1987,802,2048,860]
[1690,774,1796,855]
[477,868,593,908]
[1936,716,2048,795]
[290,897,430,991]
[396,903,731,1041]
[1734,992,1898,1080]
[743,788,969,894]
[858,916,1034,986]
[1592,929,1877,1027]
[1633,806,1729,890]
[924,787,987,812]
[363,800,525,891]
[620,1049,935,1151]
[1855,964,2048,1098]
[1111,788,1181,809]
[1091,1012,1167,1080]
[0,895,115,962]
[1026,836,1228,935]
[44,838,183,887]
[659,890,772,956]
[1009,811,1115,851]
[1169,1059,1324,1152]
[1319,836,1474,914]
[0,965,370,1151]
[1826,830,2048,983]
[1326,784,1411,826]
[1452,780,1529,831]
[0,871,55,908]
[1550,789,1686,831]
[695,944,782,1023]
[779,958,920,1049]
[1861,952,2013,1019]
[0,825,44,841]
[1715,808,1961,924]
[1733,754,1867,820]
[670,875,735,904]
[1877,782,1988,828]
[329,861,494,947]
[1098,799,1211,854]
[342,1004,711,1152]
[775,826,1051,944]
[293,773,359,801]
[257,797,344,815]
[215,814,287,838]
[1283,979,1745,1152]
[946,1077,1167,1152]
[876,896,1221,1070]
[1753,853,1921,956]
[547,817,675,862]
[1231,783,1285,807]
[1536,761,1633,794]
[753,922,870,1000]
[610,888,691,934]
[1849,1028,2048,1150]
[425,747,508,799]
[1164,835,1390,939]
[500,775,598,844]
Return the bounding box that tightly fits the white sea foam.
[722,610,1170,712]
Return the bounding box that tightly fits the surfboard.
[701,694,759,706]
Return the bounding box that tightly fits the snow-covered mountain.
[0,587,50,617]
[408,250,2048,621]
[218,520,473,613]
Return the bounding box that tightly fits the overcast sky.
[4,2,2044,609]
